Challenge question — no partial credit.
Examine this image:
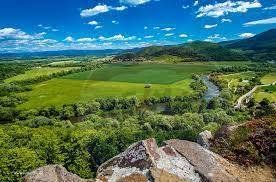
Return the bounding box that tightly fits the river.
[202,75,220,101]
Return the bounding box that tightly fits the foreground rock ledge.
[23,138,275,182]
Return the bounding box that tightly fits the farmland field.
[18,63,220,109]
[17,62,253,109]
[5,67,78,83]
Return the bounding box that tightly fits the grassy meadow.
[17,63,219,109]
[13,62,257,109]
[254,85,276,102]
[5,67,78,83]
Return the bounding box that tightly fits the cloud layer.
[197,0,262,18]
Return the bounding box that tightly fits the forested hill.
[221,29,276,61]
[222,29,276,52]
[136,41,249,61]
[116,29,276,62]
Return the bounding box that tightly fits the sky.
[0,0,275,52]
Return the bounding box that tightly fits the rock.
[165,139,239,182]
[150,168,186,182]
[96,138,201,182]
[197,130,213,149]
[22,165,93,182]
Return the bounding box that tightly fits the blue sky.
[0,0,275,52]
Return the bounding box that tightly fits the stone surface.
[165,139,239,182]
[23,165,93,182]
[197,130,213,149]
[23,138,275,182]
[96,138,200,182]
[150,168,186,182]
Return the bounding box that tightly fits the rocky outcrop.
[96,138,201,182]
[165,139,239,182]
[23,138,275,182]
[23,165,94,182]
[197,130,213,149]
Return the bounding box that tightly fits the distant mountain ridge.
[0,29,275,61]
[0,49,128,59]
[117,29,275,62]
[223,29,276,51]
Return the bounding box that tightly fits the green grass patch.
[254,85,276,102]
[151,55,185,63]
[17,62,252,109]
[18,79,192,109]
[261,72,276,84]
[5,67,78,83]
[63,63,215,84]
[218,71,256,89]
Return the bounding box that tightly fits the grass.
[17,62,252,109]
[261,72,276,84]
[218,71,256,89]
[5,67,78,83]
[49,60,80,66]
[151,55,184,63]
[254,85,276,102]
[63,63,214,84]
[18,79,192,109]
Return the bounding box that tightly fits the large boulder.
[197,130,213,149]
[165,139,239,182]
[23,165,93,182]
[96,138,201,182]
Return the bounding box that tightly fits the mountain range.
[0,29,275,61]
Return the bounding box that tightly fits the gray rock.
[197,130,213,149]
[96,138,201,182]
[165,139,239,182]
[22,165,93,182]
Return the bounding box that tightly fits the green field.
[218,71,256,89]
[63,63,214,84]
[17,62,254,109]
[18,63,219,109]
[254,85,276,102]
[261,72,276,84]
[5,67,78,83]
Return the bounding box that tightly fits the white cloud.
[187,39,193,42]
[0,28,45,40]
[153,27,160,30]
[194,1,199,6]
[239,33,255,39]
[99,34,136,41]
[221,18,232,23]
[120,0,151,6]
[204,24,217,29]
[182,5,190,9]
[64,36,74,42]
[179,34,188,38]
[88,21,98,25]
[112,6,127,11]
[263,5,276,10]
[76,38,96,42]
[51,29,59,32]
[144,26,148,30]
[197,0,262,18]
[144,35,154,38]
[243,17,276,26]
[207,34,227,41]
[103,42,112,46]
[80,4,127,17]
[161,27,175,31]
[165,33,174,37]
[112,20,119,24]
[95,26,103,29]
